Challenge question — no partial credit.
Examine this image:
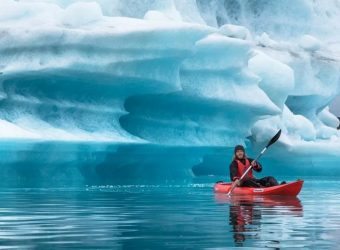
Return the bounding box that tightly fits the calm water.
[0,178,340,249]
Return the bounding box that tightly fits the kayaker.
[230,145,282,187]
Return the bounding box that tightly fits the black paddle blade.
[266,129,281,148]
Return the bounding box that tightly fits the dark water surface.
[0,178,340,249]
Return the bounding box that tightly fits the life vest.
[236,158,254,179]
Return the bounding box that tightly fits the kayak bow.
[214,180,303,196]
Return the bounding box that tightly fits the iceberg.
[0,0,339,186]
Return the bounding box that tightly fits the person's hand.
[251,161,258,167]
[234,179,240,187]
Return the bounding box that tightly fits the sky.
[330,95,340,117]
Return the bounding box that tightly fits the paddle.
[227,129,282,196]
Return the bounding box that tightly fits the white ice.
[0,0,339,157]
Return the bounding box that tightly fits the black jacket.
[229,158,262,181]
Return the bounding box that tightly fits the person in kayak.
[230,145,282,187]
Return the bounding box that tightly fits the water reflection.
[2,182,340,249]
[215,194,303,247]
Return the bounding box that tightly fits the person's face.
[235,150,245,159]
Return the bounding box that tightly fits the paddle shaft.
[227,147,266,195]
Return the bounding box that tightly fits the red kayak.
[214,180,303,196]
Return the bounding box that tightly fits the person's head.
[234,145,245,160]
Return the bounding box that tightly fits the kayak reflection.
[215,195,303,246]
